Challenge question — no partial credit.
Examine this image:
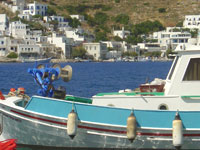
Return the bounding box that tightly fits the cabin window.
[168,56,179,80]
[183,58,200,81]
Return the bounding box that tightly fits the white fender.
[67,109,78,139]
[127,111,137,142]
[172,112,183,149]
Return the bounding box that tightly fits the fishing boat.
[21,57,52,63]
[0,43,200,149]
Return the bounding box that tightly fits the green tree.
[46,7,57,16]
[94,12,109,25]
[69,18,81,28]
[7,52,18,58]
[72,47,87,59]
[115,14,129,25]
[114,36,123,41]
[95,32,108,42]
[158,8,166,13]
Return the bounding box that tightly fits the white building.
[153,27,192,50]
[113,27,130,39]
[70,15,85,22]
[83,42,107,60]
[9,21,28,38]
[183,15,200,29]
[43,16,69,28]
[18,40,41,60]
[137,43,162,52]
[47,33,72,58]
[11,0,25,13]
[0,37,9,56]
[65,28,84,43]
[0,14,9,35]
[24,1,47,16]
[18,14,32,21]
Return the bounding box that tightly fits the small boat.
[1,43,200,149]
[21,57,52,63]
[0,139,17,150]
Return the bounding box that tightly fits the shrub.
[7,52,18,58]
[115,0,120,3]
[115,14,129,25]
[46,7,57,16]
[94,12,109,25]
[158,8,166,13]
[72,47,87,59]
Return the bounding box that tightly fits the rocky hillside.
[34,0,200,27]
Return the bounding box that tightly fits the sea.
[0,61,172,149]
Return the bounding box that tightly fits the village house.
[43,16,69,28]
[9,21,29,38]
[23,1,47,16]
[152,27,192,50]
[113,27,130,39]
[0,36,9,56]
[183,15,200,29]
[0,14,9,36]
[83,42,107,60]
[65,28,84,44]
[70,15,85,22]
[47,33,72,58]
[17,39,41,60]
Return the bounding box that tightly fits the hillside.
[33,0,200,27]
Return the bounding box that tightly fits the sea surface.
[0,61,172,149]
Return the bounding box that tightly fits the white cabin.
[92,44,200,111]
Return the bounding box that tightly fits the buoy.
[8,88,16,96]
[67,108,78,139]
[17,87,25,95]
[172,112,183,150]
[127,110,137,142]
[0,91,5,100]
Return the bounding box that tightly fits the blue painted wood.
[25,96,200,129]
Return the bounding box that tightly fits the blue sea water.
[0,61,172,98]
[0,61,172,149]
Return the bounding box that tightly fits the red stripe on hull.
[10,109,200,137]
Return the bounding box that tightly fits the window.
[183,58,200,81]
[168,56,179,80]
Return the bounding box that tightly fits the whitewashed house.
[65,28,84,43]
[47,33,72,58]
[23,1,47,16]
[137,43,162,52]
[0,14,9,35]
[43,16,69,28]
[113,27,130,39]
[11,0,25,14]
[18,40,41,60]
[70,15,85,22]
[153,27,192,50]
[83,42,107,60]
[7,38,23,53]
[183,15,200,29]
[18,14,32,21]
[9,21,29,38]
[0,36,9,56]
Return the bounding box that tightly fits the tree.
[72,47,87,59]
[115,14,129,25]
[69,18,81,28]
[7,52,18,58]
[94,12,109,25]
[158,8,166,13]
[95,32,108,42]
[46,7,57,16]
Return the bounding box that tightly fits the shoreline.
[0,58,172,63]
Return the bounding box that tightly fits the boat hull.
[1,99,200,149]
